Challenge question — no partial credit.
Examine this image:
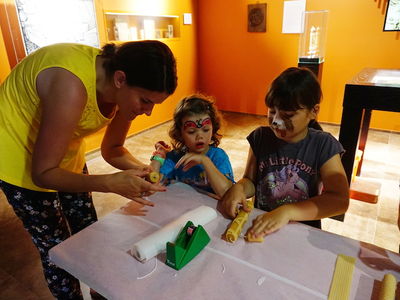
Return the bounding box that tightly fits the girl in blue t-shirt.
[220,67,349,239]
[150,94,234,199]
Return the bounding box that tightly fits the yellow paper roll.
[379,273,397,300]
[245,233,264,243]
[225,201,254,243]
[328,254,356,300]
[146,171,160,183]
[226,210,249,242]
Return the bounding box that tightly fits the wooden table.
[49,183,400,300]
[338,68,400,183]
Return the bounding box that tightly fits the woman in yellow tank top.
[0,40,177,299]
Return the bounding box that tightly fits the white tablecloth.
[49,183,400,300]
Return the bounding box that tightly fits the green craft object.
[165,221,210,270]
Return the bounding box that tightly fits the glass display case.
[104,12,180,42]
[298,10,328,64]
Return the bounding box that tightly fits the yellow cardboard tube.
[225,201,254,243]
[245,233,264,243]
[379,273,397,300]
[146,171,160,183]
[328,254,356,300]
[225,209,249,242]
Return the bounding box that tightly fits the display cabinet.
[104,12,180,42]
[298,10,328,80]
[298,10,328,63]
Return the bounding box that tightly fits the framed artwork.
[248,3,266,32]
[383,0,400,31]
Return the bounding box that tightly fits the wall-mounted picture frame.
[383,0,400,31]
[248,3,266,32]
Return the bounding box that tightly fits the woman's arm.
[101,110,150,171]
[32,68,164,205]
[32,67,89,189]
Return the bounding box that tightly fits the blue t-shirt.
[159,146,234,194]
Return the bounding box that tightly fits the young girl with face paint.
[220,67,349,238]
[150,94,234,199]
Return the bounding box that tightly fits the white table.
[49,183,400,300]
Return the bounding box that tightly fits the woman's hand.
[132,164,153,173]
[246,205,292,238]
[175,153,205,171]
[108,169,166,206]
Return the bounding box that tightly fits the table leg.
[332,107,363,222]
[356,109,371,176]
[338,107,363,185]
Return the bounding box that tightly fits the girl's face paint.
[268,106,317,143]
[181,114,213,153]
[271,114,286,130]
[183,117,212,130]
[268,110,294,138]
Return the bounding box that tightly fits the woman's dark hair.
[169,94,222,151]
[101,40,177,95]
[265,67,322,111]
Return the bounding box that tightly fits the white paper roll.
[131,205,217,262]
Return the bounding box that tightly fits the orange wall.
[96,0,198,135]
[1,0,399,133]
[197,0,400,132]
[0,24,10,82]
[0,0,198,140]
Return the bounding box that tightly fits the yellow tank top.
[0,43,113,191]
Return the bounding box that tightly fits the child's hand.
[154,141,171,157]
[218,184,247,219]
[246,205,291,238]
[175,153,205,171]
[155,140,171,151]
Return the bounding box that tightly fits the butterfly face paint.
[183,117,212,130]
[181,115,213,154]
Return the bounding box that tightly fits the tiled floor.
[1,111,399,299]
